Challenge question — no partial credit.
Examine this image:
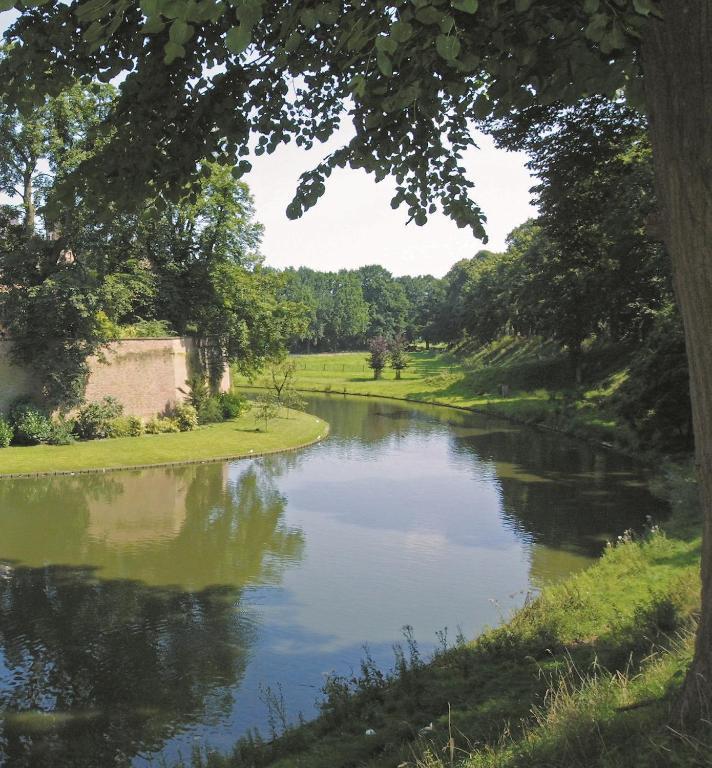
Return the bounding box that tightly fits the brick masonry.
[0,337,231,418]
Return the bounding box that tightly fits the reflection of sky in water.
[0,395,667,767]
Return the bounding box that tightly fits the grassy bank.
[0,409,328,476]
[185,469,703,768]
[235,340,642,452]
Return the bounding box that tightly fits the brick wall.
[0,337,231,418]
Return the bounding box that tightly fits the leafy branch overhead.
[0,0,660,238]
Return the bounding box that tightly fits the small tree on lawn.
[267,359,296,403]
[367,336,389,380]
[263,358,305,418]
[254,393,279,431]
[389,334,408,381]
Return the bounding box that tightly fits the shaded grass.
[0,409,328,476]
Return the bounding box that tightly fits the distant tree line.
[279,265,445,352]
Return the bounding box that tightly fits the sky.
[245,129,537,278]
[1,9,538,278]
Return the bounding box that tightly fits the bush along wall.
[0,390,249,449]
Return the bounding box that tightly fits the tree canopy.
[0,1,658,234]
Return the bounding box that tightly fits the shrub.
[219,392,247,419]
[367,336,390,379]
[145,416,180,434]
[185,375,210,413]
[74,397,124,440]
[126,415,145,436]
[11,403,53,445]
[173,402,199,432]
[120,319,176,339]
[198,396,225,425]
[0,417,13,448]
[48,419,76,446]
[107,415,145,438]
[614,305,692,452]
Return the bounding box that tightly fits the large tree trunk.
[642,0,712,726]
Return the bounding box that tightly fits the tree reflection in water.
[0,461,304,766]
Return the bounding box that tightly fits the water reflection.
[0,464,305,766]
[0,464,304,590]
[448,419,668,555]
[0,565,254,767]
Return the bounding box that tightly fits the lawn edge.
[0,415,330,479]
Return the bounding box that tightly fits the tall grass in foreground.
[415,631,709,768]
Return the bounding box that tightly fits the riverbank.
[0,409,328,477]
[234,337,691,463]
[235,341,637,453]
[184,466,702,768]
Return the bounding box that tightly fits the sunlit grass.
[0,409,328,476]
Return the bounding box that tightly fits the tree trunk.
[395,369,401,380]
[568,341,583,386]
[642,0,712,726]
[22,167,35,236]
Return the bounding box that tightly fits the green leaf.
[439,14,455,33]
[83,20,106,43]
[632,0,652,15]
[300,8,317,29]
[583,0,599,12]
[584,13,608,42]
[141,15,165,33]
[451,0,478,13]
[74,0,106,20]
[602,23,627,51]
[435,34,461,61]
[235,0,261,29]
[169,19,193,45]
[375,35,398,55]
[473,93,491,120]
[514,0,532,11]
[350,75,367,98]
[390,20,413,43]
[140,0,158,16]
[225,25,251,54]
[376,51,393,77]
[284,30,301,52]
[316,3,338,24]
[415,6,443,25]
[163,40,185,63]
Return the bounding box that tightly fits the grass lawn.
[0,409,328,476]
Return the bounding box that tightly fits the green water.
[0,395,667,766]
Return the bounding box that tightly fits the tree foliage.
[0,1,658,234]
